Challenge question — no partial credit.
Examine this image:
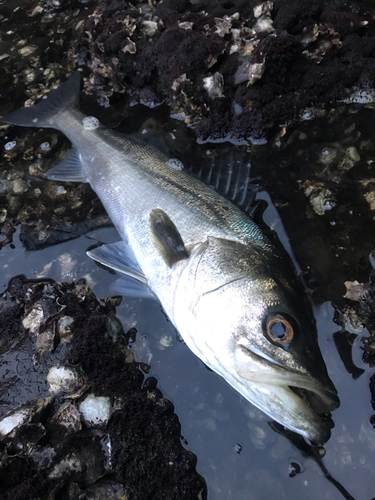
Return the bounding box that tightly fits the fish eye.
[266,315,294,344]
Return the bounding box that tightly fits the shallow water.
[1,210,374,499]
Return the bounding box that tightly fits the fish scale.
[3,71,339,444]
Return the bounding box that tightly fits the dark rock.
[0,276,207,500]
[75,0,375,141]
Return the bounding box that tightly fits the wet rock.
[0,397,53,442]
[46,402,82,444]
[75,0,375,142]
[0,276,207,499]
[78,394,111,427]
[47,364,90,399]
[11,178,28,194]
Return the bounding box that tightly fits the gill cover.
[174,236,339,420]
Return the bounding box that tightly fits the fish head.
[174,236,339,444]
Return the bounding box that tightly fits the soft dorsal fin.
[128,128,259,215]
[149,209,188,268]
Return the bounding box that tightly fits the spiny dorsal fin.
[189,149,260,214]
[129,127,260,216]
[149,209,188,268]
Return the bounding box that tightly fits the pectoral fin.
[87,241,147,283]
[112,276,155,299]
[88,241,154,299]
[149,209,188,268]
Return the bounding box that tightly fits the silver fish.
[3,72,339,443]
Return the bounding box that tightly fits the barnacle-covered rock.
[79,394,112,427]
[22,304,45,334]
[6,422,47,456]
[48,429,112,485]
[336,276,375,340]
[73,0,375,142]
[47,364,90,399]
[78,479,127,499]
[46,402,82,443]
[0,276,207,499]
[203,72,224,99]
[58,315,74,342]
[0,397,53,442]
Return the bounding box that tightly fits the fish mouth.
[234,341,339,443]
[236,341,339,411]
[288,385,337,415]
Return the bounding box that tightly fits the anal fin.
[47,148,87,183]
[149,209,188,268]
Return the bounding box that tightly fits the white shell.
[82,116,100,131]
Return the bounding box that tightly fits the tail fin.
[2,71,81,129]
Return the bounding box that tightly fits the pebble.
[157,334,173,350]
[4,141,16,151]
[346,146,360,162]
[11,178,28,194]
[0,179,11,193]
[0,209,7,223]
[18,45,37,56]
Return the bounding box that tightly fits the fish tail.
[2,71,81,129]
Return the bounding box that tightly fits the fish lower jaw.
[225,375,331,444]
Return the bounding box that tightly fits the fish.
[3,71,339,444]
